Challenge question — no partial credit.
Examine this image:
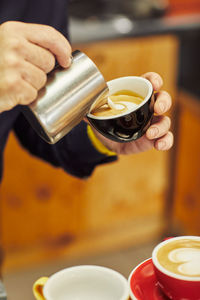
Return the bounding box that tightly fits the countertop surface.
[69,13,200,44]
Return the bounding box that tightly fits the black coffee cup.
[87,76,154,143]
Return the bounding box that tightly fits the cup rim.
[152,236,200,281]
[128,258,152,300]
[87,76,153,120]
[43,265,129,300]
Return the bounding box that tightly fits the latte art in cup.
[87,76,154,143]
[156,239,200,277]
[91,90,144,118]
[152,236,200,300]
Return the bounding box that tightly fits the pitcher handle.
[33,277,48,300]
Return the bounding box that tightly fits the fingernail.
[148,127,159,138]
[158,141,166,150]
[64,55,73,68]
[159,102,166,112]
[68,57,72,66]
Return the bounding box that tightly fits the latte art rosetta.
[91,90,144,118]
[157,239,200,277]
[169,248,200,276]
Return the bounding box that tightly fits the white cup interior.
[108,76,152,99]
[43,265,129,300]
[152,236,200,281]
[88,76,153,120]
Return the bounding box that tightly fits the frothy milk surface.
[157,239,200,277]
[91,90,144,118]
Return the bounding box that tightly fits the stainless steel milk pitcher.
[22,50,108,144]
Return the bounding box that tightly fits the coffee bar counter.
[69,13,200,44]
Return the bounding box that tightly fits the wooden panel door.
[172,91,200,235]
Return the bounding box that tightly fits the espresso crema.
[91,90,144,118]
[157,239,200,277]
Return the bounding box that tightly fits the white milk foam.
[168,248,200,276]
[91,100,141,119]
[114,103,125,110]
[119,101,138,111]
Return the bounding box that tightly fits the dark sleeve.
[13,113,117,178]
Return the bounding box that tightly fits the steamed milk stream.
[91,90,144,117]
[157,239,200,277]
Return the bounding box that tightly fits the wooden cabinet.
[73,35,178,88]
[172,91,200,235]
[0,35,178,271]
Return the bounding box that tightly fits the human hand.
[90,72,173,155]
[0,21,71,113]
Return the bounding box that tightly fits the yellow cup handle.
[33,277,49,300]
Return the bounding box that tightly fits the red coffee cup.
[152,236,200,300]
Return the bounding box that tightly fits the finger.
[24,23,72,68]
[154,90,172,115]
[21,60,47,90]
[2,80,37,108]
[146,115,171,140]
[23,40,56,73]
[14,79,38,105]
[154,131,174,151]
[0,96,16,112]
[0,70,37,110]
[142,72,163,91]
[83,117,90,124]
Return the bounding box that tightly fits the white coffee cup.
[33,265,129,300]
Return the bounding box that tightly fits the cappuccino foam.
[91,90,144,118]
[169,248,200,276]
[157,239,200,277]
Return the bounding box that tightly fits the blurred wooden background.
[172,91,200,235]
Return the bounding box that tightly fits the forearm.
[14,114,117,178]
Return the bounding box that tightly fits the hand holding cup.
[89,72,173,155]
